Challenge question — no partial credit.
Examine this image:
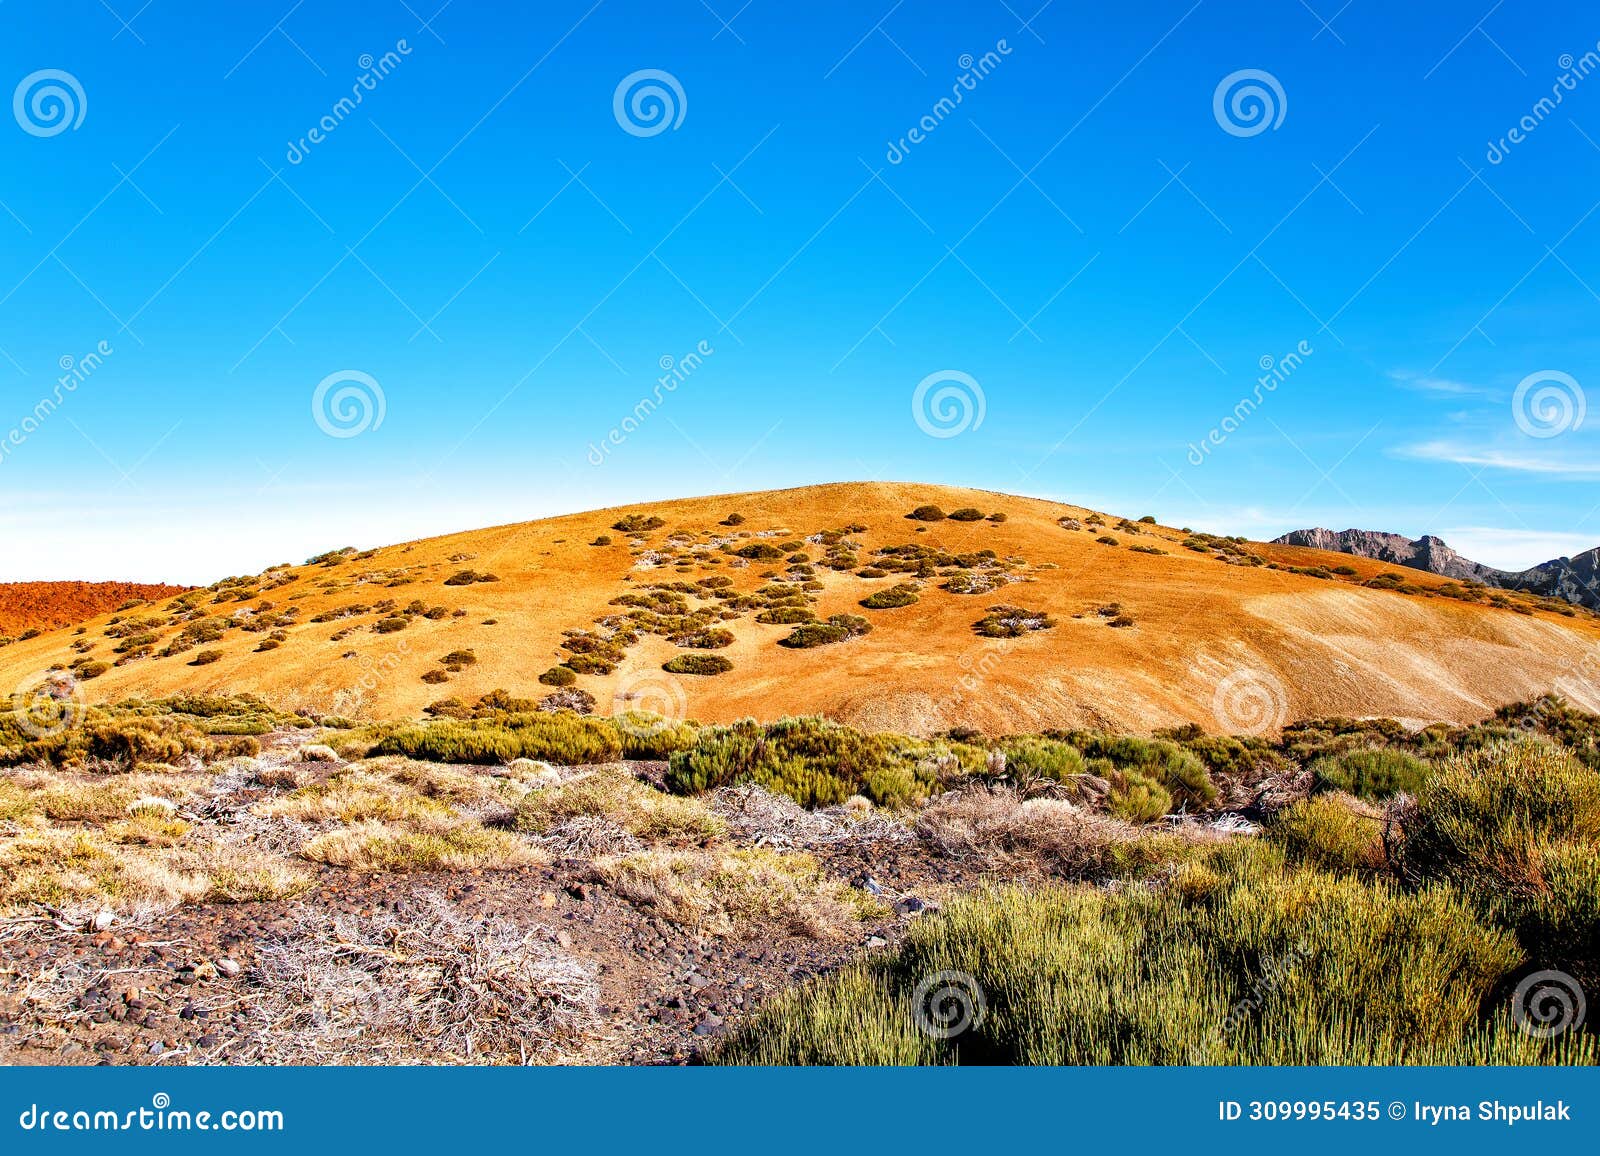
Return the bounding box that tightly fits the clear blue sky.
[3,0,1598,582]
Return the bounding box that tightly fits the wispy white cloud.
[1399,440,1600,479]
[1388,371,1492,397]
[1435,527,1598,570]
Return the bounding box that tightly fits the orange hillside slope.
[1,482,1595,735]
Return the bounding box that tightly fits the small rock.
[296,743,340,763]
[895,896,929,916]
[214,958,241,978]
[555,930,573,949]
[147,1042,165,1056]
[91,909,115,932]
[686,972,710,990]
[538,891,557,909]
[866,936,887,948]
[692,1014,724,1036]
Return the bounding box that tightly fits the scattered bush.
[540,688,597,715]
[664,654,733,675]
[779,615,872,650]
[421,669,449,685]
[613,514,666,533]
[947,507,985,522]
[907,505,946,522]
[539,666,578,687]
[190,650,222,666]
[973,605,1055,638]
[755,607,816,625]
[675,627,734,649]
[860,584,919,610]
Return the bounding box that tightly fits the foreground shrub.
[667,717,980,808]
[1269,795,1386,875]
[1396,738,1600,987]
[714,858,1578,1065]
[1106,768,1171,823]
[369,713,622,765]
[539,666,577,687]
[1312,747,1431,799]
[996,737,1085,784]
[1061,733,1218,810]
[515,764,722,844]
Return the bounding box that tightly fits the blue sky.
[2,0,1599,582]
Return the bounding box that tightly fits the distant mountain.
[1272,528,1600,610]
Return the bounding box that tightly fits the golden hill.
[3,482,1596,735]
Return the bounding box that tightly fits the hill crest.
[3,482,1596,736]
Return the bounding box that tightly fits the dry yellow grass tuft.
[301,819,544,872]
[595,847,884,939]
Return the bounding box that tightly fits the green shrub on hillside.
[1059,733,1218,809]
[666,717,981,808]
[779,615,872,650]
[948,507,985,522]
[539,666,578,687]
[1396,738,1600,987]
[1106,768,1171,823]
[997,736,1085,784]
[664,654,733,675]
[369,713,622,765]
[973,605,1055,638]
[613,514,666,533]
[860,584,919,610]
[1270,795,1386,875]
[907,505,946,522]
[1312,748,1431,799]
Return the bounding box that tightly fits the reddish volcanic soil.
[0,582,189,637]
